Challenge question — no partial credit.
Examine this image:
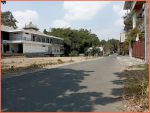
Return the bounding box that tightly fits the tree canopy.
[100,39,119,54]
[2,11,17,28]
[47,28,100,56]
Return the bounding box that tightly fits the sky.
[2,1,126,40]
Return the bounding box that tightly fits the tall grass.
[123,64,149,111]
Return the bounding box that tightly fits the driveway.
[2,55,124,112]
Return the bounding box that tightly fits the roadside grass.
[123,64,149,112]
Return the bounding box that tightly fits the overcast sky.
[2,1,126,40]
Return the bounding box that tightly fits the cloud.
[63,1,111,21]
[93,27,120,40]
[114,18,124,27]
[13,10,39,28]
[51,2,110,28]
[51,19,71,28]
[113,4,126,28]
[113,4,126,17]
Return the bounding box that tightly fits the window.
[32,36,35,41]
[42,38,45,42]
[46,38,49,43]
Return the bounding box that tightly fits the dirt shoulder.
[2,56,102,79]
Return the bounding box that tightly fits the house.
[1,22,64,56]
[123,1,149,63]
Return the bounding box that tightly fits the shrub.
[84,47,102,56]
[57,59,64,64]
[69,50,79,56]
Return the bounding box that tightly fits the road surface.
[2,55,124,112]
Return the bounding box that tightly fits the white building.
[1,22,64,56]
[120,32,127,43]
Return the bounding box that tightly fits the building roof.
[8,29,64,40]
[1,25,14,32]
[1,22,64,40]
[23,21,39,31]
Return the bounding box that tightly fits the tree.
[126,27,141,42]
[100,40,107,46]
[2,11,17,28]
[43,29,48,34]
[85,47,102,56]
[47,28,100,56]
[107,39,119,53]
[99,39,119,55]
[124,16,132,32]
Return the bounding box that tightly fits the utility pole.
[144,3,149,64]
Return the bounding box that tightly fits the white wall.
[51,45,61,54]
[120,33,126,42]
[23,43,49,53]
[22,32,31,41]
[23,43,63,55]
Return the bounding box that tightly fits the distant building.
[118,32,128,55]
[120,32,127,43]
[1,22,64,56]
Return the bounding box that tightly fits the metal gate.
[132,40,145,59]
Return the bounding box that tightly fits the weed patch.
[57,59,64,64]
[123,64,149,112]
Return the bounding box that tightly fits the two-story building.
[123,1,149,63]
[1,22,64,56]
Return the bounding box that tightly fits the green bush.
[69,50,79,56]
[84,47,102,56]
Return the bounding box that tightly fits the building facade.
[123,1,149,63]
[1,22,64,56]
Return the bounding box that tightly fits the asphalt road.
[2,55,124,112]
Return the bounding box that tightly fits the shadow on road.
[2,68,121,111]
[111,71,125,99]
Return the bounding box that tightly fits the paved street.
[2,55,124,112]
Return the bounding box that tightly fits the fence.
[132,40,145,59]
